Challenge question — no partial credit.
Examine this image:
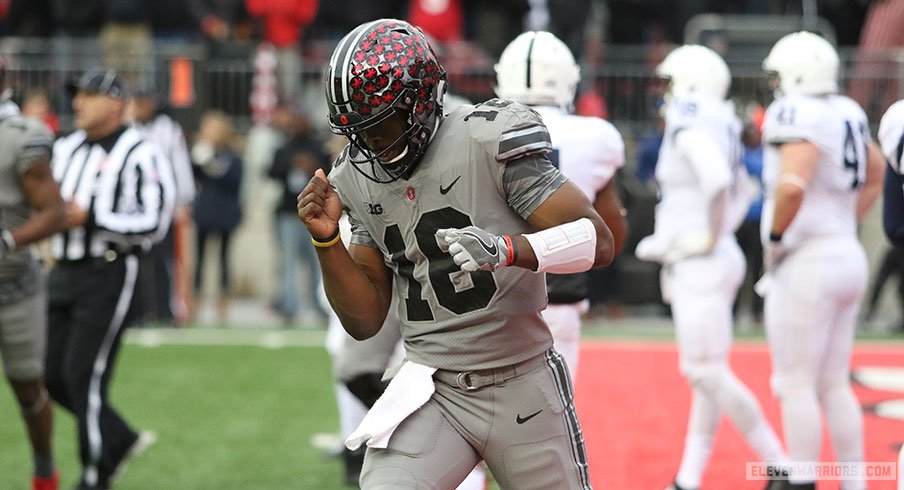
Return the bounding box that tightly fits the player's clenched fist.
[436,226,512,272]
[297,168,342,241]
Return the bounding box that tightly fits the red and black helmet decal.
[326,19,446,128]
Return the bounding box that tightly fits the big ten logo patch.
[365,202,384,215]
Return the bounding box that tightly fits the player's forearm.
[316,245,389,340]
[770,183,805,236]
[510,215,614,271]
[857,143,886,220]
[9,201,66,248]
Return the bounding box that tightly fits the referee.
[45,69,175,490]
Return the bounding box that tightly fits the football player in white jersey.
[494,31,628,380]
[635,45,789,490]
[759,32,884,490]
[878,99,904,247]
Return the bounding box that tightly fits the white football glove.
[435,226,510,272]
[663,231,714,264]
[755,240,789,297]
[763,240,789,274]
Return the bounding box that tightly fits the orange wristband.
[502,234,516,266]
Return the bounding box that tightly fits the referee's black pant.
[45,254,141,489]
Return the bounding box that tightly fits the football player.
[759,32,884,490]
[299,19,613,489]
[495,31,628,379]
[635,45,788,490]
[878,98,904,247]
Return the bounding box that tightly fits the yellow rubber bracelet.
[311,230,341,248]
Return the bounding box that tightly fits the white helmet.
[495,31,580,109]
[762,31,839,97]
[656,44,731,100]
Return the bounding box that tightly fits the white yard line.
[125,328,328,349]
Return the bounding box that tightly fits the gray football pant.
[360,349,592,490]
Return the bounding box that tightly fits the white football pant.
[766,237,867,489]
[668,239,787,489]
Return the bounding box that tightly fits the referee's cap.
[66,68,126,99]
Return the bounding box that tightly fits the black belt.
[433,352,547,391]
[54,250,132,267]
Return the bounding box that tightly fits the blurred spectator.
[267,108,329,325]
[52,0,103,36]
[20,88,59,134]
[464,0,530,58]
[128,83,196,325]
[190,111,243,323]
[313,0,406,39]
[865,246,904,332]
[607,0,665,44]
[188,0,246,42]
[100,0,153,79]
[547,0,592,60]
[734,103,766,324]
[245,0,318,101]
[3,0,54,37]
[151,0,203,40]
[408,0,464,44]
[848,0,904,118]
[636,113,665,185]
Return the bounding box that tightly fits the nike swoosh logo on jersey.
[516,409,543,424]
[462,231,497,256]
[439,176,461,195]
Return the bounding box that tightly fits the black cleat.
[665,481,696,490]
[763,466,789,490]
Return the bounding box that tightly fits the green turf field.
[0,331,349,490]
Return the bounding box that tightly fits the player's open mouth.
[377,144,408,165]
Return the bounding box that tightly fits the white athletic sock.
[455,465,486,490]
[744,422,788,466]
[676,389,719,489]
[779,389,821,485]
[336,384,368,439]
[711,370,788,464]
[821,384,866,490]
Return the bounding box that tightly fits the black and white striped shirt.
[51,126,176,262]
[132,113,195,206]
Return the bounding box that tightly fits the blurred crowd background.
[3,0,903,330]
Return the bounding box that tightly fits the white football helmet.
[762,31,839,97]
[495,31,580,109]
[656,44,731,101]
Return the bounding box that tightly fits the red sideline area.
[575,341,904,489]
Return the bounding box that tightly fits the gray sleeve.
[15,120,54,175]
[503,153,568,219]
[347,210,378,248]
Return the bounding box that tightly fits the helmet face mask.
[495,31,580,110]
[325,19,446,184]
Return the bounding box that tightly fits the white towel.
[345,360,438,451]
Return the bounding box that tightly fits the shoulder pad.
[762,95,826,145]
[456,98,552,162]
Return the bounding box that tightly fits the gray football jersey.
[330,99,567,371]
[0,112,54,279]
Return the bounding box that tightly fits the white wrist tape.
[524,217,597,273]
